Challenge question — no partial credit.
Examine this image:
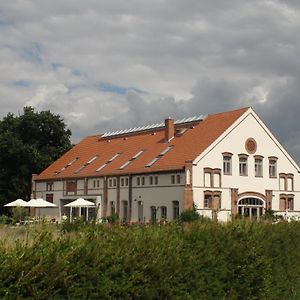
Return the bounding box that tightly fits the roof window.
[96,153,121,172]
[119,150,145,170]
[74,156,98,174]
[145,146,174,168]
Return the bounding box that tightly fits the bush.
[11,206,28,224]
[0,221,300,299]
[0,215,12,224]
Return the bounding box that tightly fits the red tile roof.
[35,107,249,181]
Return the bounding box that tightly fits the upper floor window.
[239,154,248,176]
[171,175,175,184]
[154,176,158,185]
[141,177,145,186]
[46,182,53,191]
[66,180,76,194]
[137,177,141,186]
[254,156,263,177]
[222,153,233,175]
[268,157,277,178]
[177,174,181,184]
[149,176,153,185]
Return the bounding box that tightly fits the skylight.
[108,153,121,162]
[54,157,79,175]
[119,150,145,170]
[74,156,98,174]
[159,146,173,156]
[145,157,160,168]
[96,163,107,172]
[95,153,121,172]
[145,146,174,168]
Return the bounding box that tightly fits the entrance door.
[238,197,264,220]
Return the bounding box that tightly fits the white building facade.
[32,107,300,222]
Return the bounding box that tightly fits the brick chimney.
[165,117,174,142]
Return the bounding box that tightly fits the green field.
[0,220,300,299]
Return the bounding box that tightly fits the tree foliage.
[0,107,71,210]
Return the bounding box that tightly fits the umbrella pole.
[87,207,89,222]
[70,207,72,222]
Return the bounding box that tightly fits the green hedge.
[0,221,300,299]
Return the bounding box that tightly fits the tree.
[0,107,72,212]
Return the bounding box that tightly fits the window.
[93,180,96,188]
[288,197,294,211]
[171,175,175,184]
[287,175,294,191]
[141,177,145,185]
[121,178,124,187]
[108,179,113,187]
[239,155,248,176]
[161,206,167,220]
[113,178,117,187]
[125,177,129,186]
[204,170,212,187]
[137,177,140,186]
[66,180,76,194]
[45,193,53,203]
[97,180,100,188]
[177,174,181,184]
[222,154,232,175]
[110,201,115,215]
[46,182,53,191]
[154,176,158,185]
[149,176,153,185]
[280,194,294,211]
[186,169,191,185]
[150,206,157,224]
[120,150,145,169]
[269,157,277,178]
[172,201,180,219]
[255,157,263,177]
[204,193,212,208]
[145,146,174,167]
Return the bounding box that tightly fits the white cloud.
[0,0,300,160]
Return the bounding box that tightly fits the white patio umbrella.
[64,198,95,221]
[4,198,28,207]
[26,198,57,208]
[26,198,57,219]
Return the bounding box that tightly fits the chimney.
[165,117,174,142]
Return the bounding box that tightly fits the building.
[32,107,300,222]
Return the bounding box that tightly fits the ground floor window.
[173,201,180,219]
[161,206,167,220]
[150,206,157,224]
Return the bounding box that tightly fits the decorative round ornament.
[245,138,257,154]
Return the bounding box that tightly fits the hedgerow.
[0,221,300,299]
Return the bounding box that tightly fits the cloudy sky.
[1,1,300,161]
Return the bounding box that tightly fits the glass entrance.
[238,198,264,220]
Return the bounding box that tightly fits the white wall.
[192,111,300,220]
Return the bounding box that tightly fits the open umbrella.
[26,198,57,219]
[64,198,95,221]
[4,198,28,207]
[26,198,57,208]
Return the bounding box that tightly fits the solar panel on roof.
[102,115,206,137]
